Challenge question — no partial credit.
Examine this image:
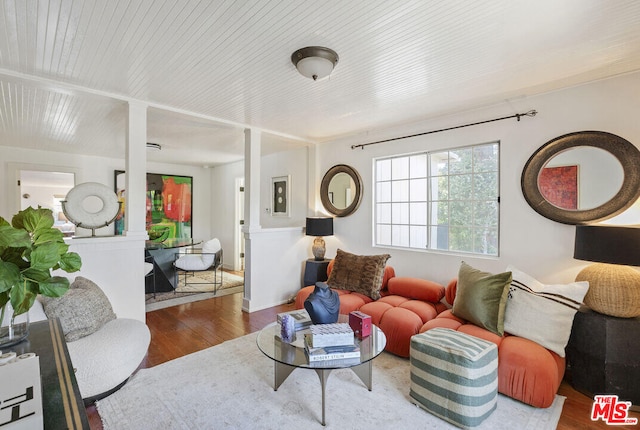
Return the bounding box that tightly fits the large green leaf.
[33,228,64,245]
[0,247,28,269]
[21,267,51,283]
[59,252,82,273]
[29,242,60,270]
[13,207,54,232]
[10,281,37,315]
[38,276,69,297]
[11,207,30,230]
[54,241,70,256]
[0,261,21,293]
[0,225,31,248]
[0,291,9,310]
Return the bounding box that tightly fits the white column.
[307,143,320,215]
[243,128,261,232]
[124,101,148,237]
[242,128,261,309]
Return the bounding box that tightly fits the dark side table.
[566,308,640,409]
[303,258,330,287]
[9,319,89,429]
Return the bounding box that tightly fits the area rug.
[145,272,244,312]
[175,271,244,293]
[96,332,565,430]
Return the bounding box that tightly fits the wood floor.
[86,292,639,429]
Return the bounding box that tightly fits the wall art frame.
[271,175,290,217]
[538,165,578,210]
[114,170,193,241]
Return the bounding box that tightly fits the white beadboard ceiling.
[1,0,640,167]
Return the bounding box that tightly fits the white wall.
[60,236,147,321]
[4,71,639,315]
[1,148,212,239]
[1,147,211,321]
[313,71,640,287]
[210,160,244,270]
[20,184,70,211]
[260,146,309,228]
[210,146,312,311]
[243,227,308,312]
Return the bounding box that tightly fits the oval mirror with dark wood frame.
[320,164,363,217]
[521,131,640,224]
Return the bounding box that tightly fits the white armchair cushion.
[175,238,221,271]
[202,238,221,254]
[67,318,150,399]
[174,254,211,271]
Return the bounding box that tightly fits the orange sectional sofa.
[295,260,448,357]
[419,279,565,408]
[296,258,568,409]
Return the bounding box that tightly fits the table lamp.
[306,217,333,261]
[574,224,640,318]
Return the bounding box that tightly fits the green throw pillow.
[451,261,512,336]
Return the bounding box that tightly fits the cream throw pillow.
[41,276,117,342]
[504,266,588,357]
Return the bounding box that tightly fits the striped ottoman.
[409,328,498,429]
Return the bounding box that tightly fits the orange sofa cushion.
[359,298,440,357]
[422,310,565,408]
[294,285,372,314]
[387,277,445,303]
[295,261,442,358]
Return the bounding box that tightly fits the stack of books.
[276,309,312,331]
[304,323,360,363]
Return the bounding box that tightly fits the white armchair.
[173,238,223,292]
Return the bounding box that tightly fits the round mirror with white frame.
[521,131,640,224]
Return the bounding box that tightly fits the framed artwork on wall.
[271,175,290,217]
[114,170,193,241]
[538,165,578,210]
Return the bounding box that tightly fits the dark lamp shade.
[574,225,640,266]
[306,217,333,237]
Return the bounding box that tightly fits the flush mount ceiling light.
[291,46,339,81]
[146,142,162,151]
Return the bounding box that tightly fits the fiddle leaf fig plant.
[0,207,82,321]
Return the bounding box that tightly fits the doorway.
[19,169,75,235]
[235,177,245,271]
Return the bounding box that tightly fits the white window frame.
[373,141,500,256]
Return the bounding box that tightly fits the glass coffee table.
[256,316,386,426]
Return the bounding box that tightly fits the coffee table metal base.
[273,361,373,426]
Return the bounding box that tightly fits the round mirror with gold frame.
[320,164,363,217]
[521,131,640,224]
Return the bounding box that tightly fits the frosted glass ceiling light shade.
[291,46,339,81]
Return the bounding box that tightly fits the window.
[374,142,499,256]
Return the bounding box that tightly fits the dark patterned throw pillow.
[326,249,391,300]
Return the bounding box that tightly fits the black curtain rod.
[351,110,537,150]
